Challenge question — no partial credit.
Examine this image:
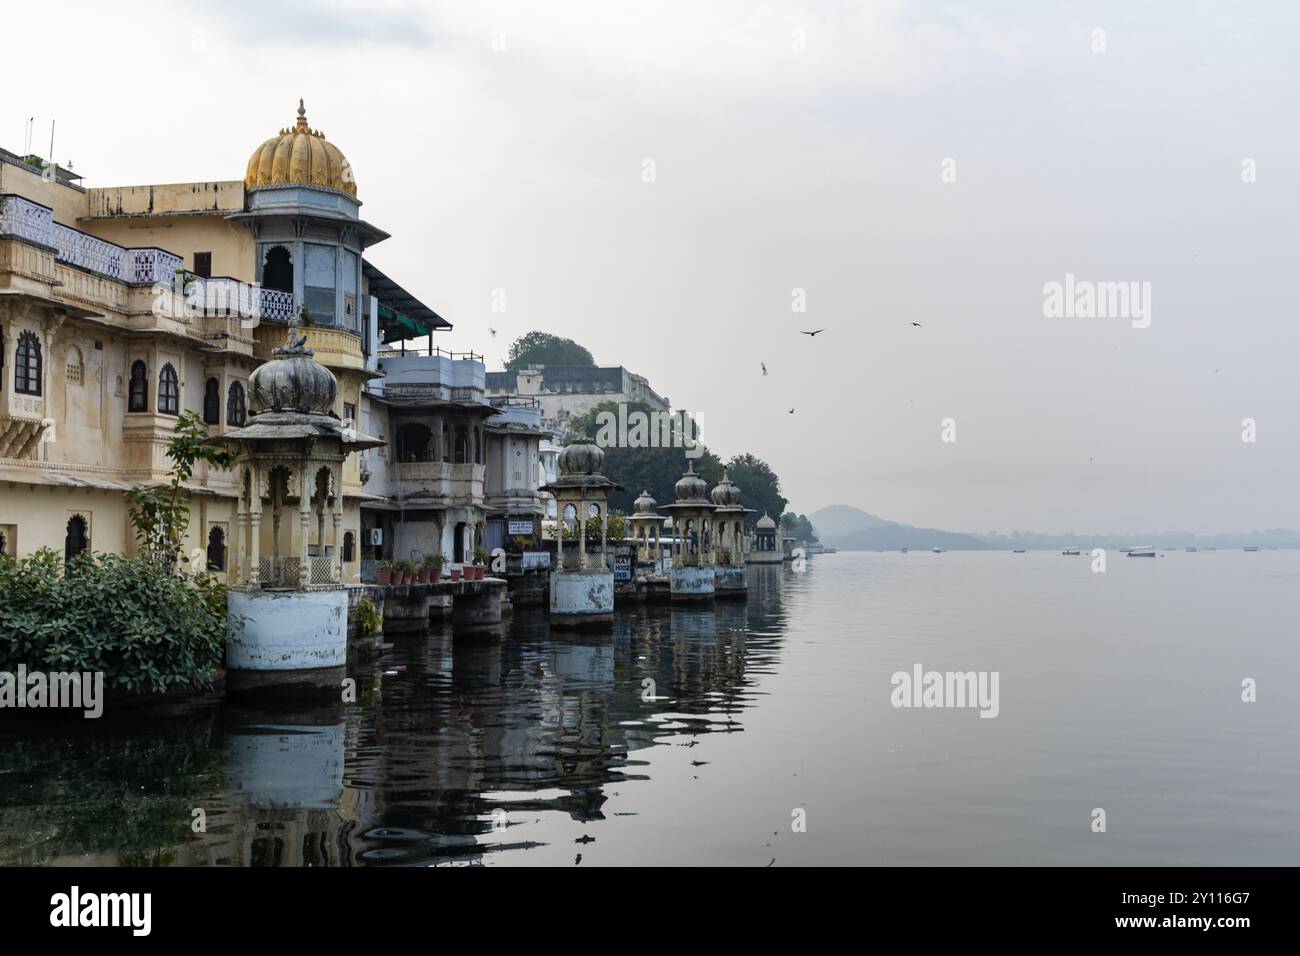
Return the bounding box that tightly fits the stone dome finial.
[710,469,741,506]
[674,462,708,502]
[558,435,606,476]
[248,316,338,416]
[633,489,658,515]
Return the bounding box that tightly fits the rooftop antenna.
[23,116,33,155]
[48,119,55,166]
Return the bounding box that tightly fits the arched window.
[64,514,88,567]
[227,381,247,427]
[474,427,482,464]
[203,377,220,424]
[207,526,226,571]
[158,363,179,416]
[128,360,148,412]
[454,425,468,464]
[342,531,355,563]
[441,424,450,462]
[262,245,293,294]
[395,423,433,462]
[15,331,41,395]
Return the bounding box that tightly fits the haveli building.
[0,101,545,580]
[486,364,669,436]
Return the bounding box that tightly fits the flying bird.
[488,327,497,338]
[911,322,922,327]
[800,329,825,337]
[787,408,795,414]
[761,362,768,376]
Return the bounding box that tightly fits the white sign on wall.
[508,520,534,535]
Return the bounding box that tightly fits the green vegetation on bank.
[0,549,227,695]
[565,400,790,520]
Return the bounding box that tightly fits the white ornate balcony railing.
[52,222,126,280]
[1,193,182,287]
[259,287,295,322]
[0,194,54,246]
[129,247,182,285]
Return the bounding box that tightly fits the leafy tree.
[506,331,595,370]
[724,453,787,529]
[566,400,724,513]
[780,512,819,542]
[126,411,234,570]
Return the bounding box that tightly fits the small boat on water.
[1062,547,1081,555]
[931,547,943,553]
[900,547,909,554]
[1127,546,1156,557]
[1185,547,1198,552]
[1012,549,1026,553]
[1244,546,1259,552]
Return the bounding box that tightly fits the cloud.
[189,0,434,48]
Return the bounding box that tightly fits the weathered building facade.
[0,101,542,582]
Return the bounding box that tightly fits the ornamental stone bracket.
[0,414,51,460]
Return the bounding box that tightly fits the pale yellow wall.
[0,160,90,226]
[81,213,256,281]
[0,483,240,580]
[85,182,243,218]
[0,483,130,558]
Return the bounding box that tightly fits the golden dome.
[244,99,356,197]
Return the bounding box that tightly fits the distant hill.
[810,505,1300,551]
[825,524,993,551]
[811,505,991,551]
[808,505,892,538]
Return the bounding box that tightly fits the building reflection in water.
[0,567,789,866]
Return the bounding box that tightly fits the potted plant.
[377,560,394,586]
[449,564,462,582]
[427,553,446,582]
[473,545,490,579]
[416,556,431,584]
[511,535,531,554]
[400,559,417,585]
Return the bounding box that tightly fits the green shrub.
[356,598,382,638]
[0,549,227,695]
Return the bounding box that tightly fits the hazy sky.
[8,1,1300,534]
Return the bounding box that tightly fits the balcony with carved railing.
[0,193,254,350]
[1,194,182,287]
[390,460,485,504]
[257,322,366,372]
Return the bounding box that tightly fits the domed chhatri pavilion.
[709,470,755,596]
[541,436,622,627]
[628,489,666,569]
[750,512,783,564]
[659,461,718,601]
[208,309,382,694]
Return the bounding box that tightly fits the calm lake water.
[2,550,1298,866]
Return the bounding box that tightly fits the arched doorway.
[207,526,226,571]
[454,522,467,563]
[64,514,89,567]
